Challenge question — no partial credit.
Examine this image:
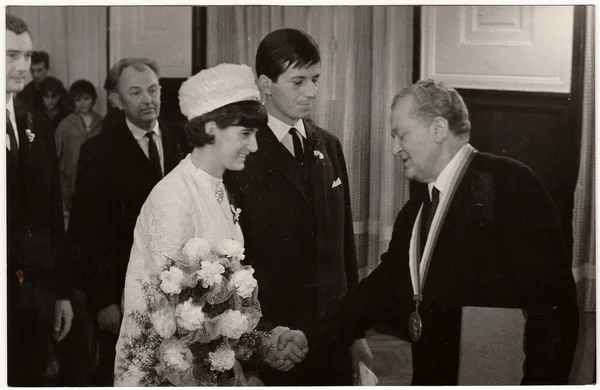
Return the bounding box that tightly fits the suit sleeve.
[37,113,71,299]
[334,206,415,345]
[499,163,579,384]
[67,140,96,293]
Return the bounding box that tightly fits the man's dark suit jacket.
[224,120,358,385]
[337,152,579,385]
[7,98,69,385]
[16,81,43,111]
[67,117,188,311]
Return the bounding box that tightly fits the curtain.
[6,6,108,115]
[206,6,413,277]
[572,6,595,312]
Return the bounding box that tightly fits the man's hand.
[53,299,73,342]
[263,326,309,372]
[277,329,309,362]
[97,303,122,335]
[350,338,374,385]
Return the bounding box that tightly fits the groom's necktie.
[289,127,304,166]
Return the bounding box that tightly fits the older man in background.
[68,57,188,385]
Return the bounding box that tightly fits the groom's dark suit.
[67,116,187,383]
[7,98,70,385]
[337,152,579,385]
[224,119,358,385]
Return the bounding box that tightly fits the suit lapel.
[257,125,309,205]
[159,120,180,174]
[442,157,494,239]
[114,118,154,171]
[13,102,36,173]
[303,120,319,171]
[303,120,324,205]
[427,156,492,280]
[14,103,28,158]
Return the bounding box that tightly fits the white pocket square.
[332,178,342,188]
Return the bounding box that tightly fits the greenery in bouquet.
[119,237,271,386]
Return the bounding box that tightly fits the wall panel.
[421,6,574,92]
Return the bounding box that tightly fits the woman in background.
[39,76,70,135]
[55,79,103,228]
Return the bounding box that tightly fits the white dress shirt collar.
[126,118,161,141]
[6,94,19,148]
[6,94,15,118]
[267,114,306,141]
[428,143,471,199]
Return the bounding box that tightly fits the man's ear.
[258,75,272,96]
[110,92,123,110]
[430,117,449,143]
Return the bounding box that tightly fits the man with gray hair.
[334,79,579,385]
[68,57,188,385]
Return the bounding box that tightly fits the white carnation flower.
[230,268,257,299]
[160,340,192,372]
[159,266,185,295]
[196,261,225,288]
[214,239,245,260]
[208,344,236,372]
[175,298,205,331]
[150,305,177,339]
[163,345,191,371]
[218,309,249,339]
[181,237,212,266]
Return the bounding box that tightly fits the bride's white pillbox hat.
[178,63,261,120]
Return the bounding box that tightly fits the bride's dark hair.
[184,100,268,147]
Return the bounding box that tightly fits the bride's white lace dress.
[114,154,243,386]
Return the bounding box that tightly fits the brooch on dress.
[215,186,225,204]
[230,205,241,224]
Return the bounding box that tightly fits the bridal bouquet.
[120,237,269,386]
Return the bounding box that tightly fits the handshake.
[262,326,309,372]
[260,327,378,385]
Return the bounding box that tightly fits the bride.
[114,63,308,386]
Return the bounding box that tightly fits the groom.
[224,28,369,385]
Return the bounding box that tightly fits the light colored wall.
[109,6,192,78]
[421,6,574,93]
[7,6,108,115]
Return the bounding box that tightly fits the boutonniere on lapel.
[313,150,324,161]
[25,112,35,148]
[230,205,241,225]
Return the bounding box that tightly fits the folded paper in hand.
[358,361,378,386]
